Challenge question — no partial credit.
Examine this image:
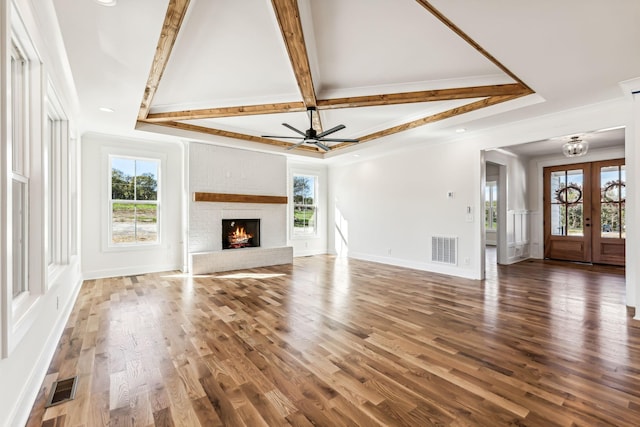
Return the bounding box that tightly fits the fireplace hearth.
[222,219,260,249]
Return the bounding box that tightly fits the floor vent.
[432,236,457,265]
[45,376,78,408]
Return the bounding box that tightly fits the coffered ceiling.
[52,0,640,158]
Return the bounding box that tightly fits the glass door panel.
[549,169,584,237]
[591,160,625,265]
[599,164,625,239]
[544,164,591,263]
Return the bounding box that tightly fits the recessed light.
[455,128,466,133]
[353,154,360,157]
[95,0,117,6]
[99,107,115,113]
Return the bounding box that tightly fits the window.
[11,41,27,174]
[550,169,584,236]
[110,157,160,245]
[70,138,78,256]
[293,174,317,236]
[43,107,69,268]
[12,180,28,298]
[10,39,30,298]
[46,117,54,266]
[45,82,71,273]
[485,181,497,231]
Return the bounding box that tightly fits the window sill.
[103,241,164,252]
[291,234,320,240]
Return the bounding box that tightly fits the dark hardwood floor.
[26,253,637,426]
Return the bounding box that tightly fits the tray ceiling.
[135,0,533,156]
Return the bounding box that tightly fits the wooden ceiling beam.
[144,101,307,122]
[330,93,527,151]
[317,83,532,110]
[137,0,191,120]
[270,0,323,131]
[414,0,533,92]
[135,0,536,157]
[138,120,320,152]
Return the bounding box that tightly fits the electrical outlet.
[387,248,392,255]
[464,257,470,265]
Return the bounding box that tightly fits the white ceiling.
[51,0,639,158]
[502,127,626,159]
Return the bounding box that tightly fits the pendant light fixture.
[562,136,589,157]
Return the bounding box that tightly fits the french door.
[544,159,625,266]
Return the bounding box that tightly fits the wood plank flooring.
[26,254,638,426]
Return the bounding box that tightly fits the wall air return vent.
[431,236,457,265]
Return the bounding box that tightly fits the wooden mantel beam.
[194,192,288,204]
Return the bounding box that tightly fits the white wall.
[188,142,288,254]
[326,97,633,284]
[81,134,184,278]
[288,161,328,256]
[0,1,82,426]
[328,141,482,279]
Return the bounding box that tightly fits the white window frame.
[108,155,161,247]
[4,3,47,357]
[45,81,70,277]
[11,179,29,301]
[292,174,318,237]
[9,35,31,306]
[69,135,78,257]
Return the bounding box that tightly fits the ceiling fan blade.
[317,124,345,138]
[286,140,307,151]
[317,138,359,143]
[314,141,331,152]
[282,123,306,137]
[262,135,305,140]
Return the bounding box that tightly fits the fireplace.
[222,219,260,249]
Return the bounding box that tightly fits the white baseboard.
[293,249,327,257]
[82,263,182,280]
[349,252,479,280]
[9,274,83,427]
[503,256,531,265]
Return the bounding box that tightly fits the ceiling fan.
[262,107,359,151]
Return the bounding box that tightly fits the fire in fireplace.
[222,219,260,249]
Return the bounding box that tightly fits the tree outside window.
[110,157,159,244]
[293,175,317,236]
